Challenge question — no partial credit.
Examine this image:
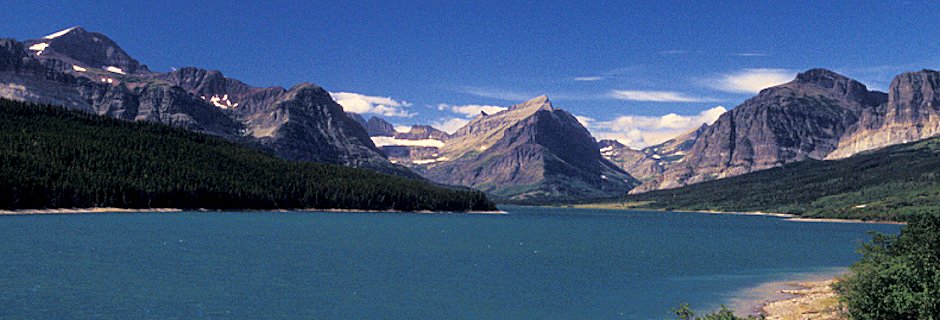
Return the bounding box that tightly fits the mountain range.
[3,27,940,203]
[597,68,940,195]
[1,27,408,177]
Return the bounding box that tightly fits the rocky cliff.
[828,69,940,159]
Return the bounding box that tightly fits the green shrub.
[835,213,940,319]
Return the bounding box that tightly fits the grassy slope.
[0,99,496,212]
[582,137,940,221]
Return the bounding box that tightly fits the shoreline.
[786,217,905,225]
[0,207,508,216]
[566,204,905,224]
[760,279,843,319]
[728,273,845,320]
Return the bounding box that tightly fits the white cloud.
[437,103,507,118]
[394,125,411,133]
[711,68,795,94]
[586,106,727,148]
[575,115,595,127]
[609,90,714,103]
[735,52,767,57]
[573,76,603,81]
[431,118,470,134]
[330,92,415,117]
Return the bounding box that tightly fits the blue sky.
[3,0,939,147]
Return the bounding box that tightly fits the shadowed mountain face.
[415,96,637,201]
[0,27,407,176]
[640,69,888,191]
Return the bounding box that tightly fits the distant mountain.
[366,116,396,136]
[0,27,408,176]
[600,124,706,187]
[632,69,889,192]
[418,96,637,201]
[0,98,495,212]
[394,125,449,141]
[610,134,940,222]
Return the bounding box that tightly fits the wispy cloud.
[458,86,533,101]
[609,90,716,103]
[437,103,507,117]
[573,76,604,81]
[735,51,767,57]
[708,68,795,94]
[659,49,685,55]
[330,92,415,117]
[584,106,728,148]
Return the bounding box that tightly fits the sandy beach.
[730,276,845,320]
[761,279,843,320]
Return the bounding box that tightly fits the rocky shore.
[761,279,843,320]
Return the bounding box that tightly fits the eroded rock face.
[421,96,637,200]
[828,70,940,159]
[641,69,887,191]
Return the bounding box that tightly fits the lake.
[0,206,901,319]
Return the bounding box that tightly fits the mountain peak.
[786,68,877,102]
[28,27,147,74]
[509,95,553,111]
[793,68,869,94]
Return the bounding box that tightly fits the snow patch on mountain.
[43,27,78,39]
[71,65,87,72]
[371,136,445,148]
[28,43,49,55]
[201,94,238,109]
[105,66,126,74]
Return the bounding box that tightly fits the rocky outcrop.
[421,96,637,201]
[828,70,940,158]
[641,69,887,191]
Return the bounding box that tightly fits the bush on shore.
[835,212,940,319]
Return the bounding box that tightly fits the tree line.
[0,99,495,212]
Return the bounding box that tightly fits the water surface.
[0,206,901,319]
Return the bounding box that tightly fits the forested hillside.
[0,99,495,212]
[585,136,940,221]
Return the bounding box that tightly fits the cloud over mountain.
[583,106,727,148]
[710,68,794,94]
[330,92,415,117]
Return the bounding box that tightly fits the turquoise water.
[0,206,900,319]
